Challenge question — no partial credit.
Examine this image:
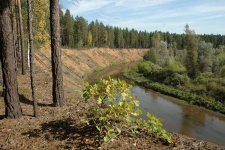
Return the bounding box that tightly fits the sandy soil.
[0,48,224,149]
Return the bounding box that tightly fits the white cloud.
[60,0,225,34]
[63,0,114,14]
[193,4,225,13]
[199,14,225,20]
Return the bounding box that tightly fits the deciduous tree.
[33,0,50,48]
[87,30,92,47]
[184,24,198,78]
[198,41,213,72]
[151,32,161,49]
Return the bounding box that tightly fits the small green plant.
[81,77,173,144]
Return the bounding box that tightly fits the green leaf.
[99,117,105,121]
[81,77,172,144]
[116,128,121,134]
[109,133,116,139]
[134,100,140,106]
[96,126,101,131]
[97,97,102,105]
[135,109,142,115]
[104,136,110,142]
[126,116,135,122]
[108,128,114,133]
[162,133,173,143]
[147,112,152,119]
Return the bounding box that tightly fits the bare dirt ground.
[0,48,224,149]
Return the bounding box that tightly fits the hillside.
[0,48,224,149]
[34,48,147,100]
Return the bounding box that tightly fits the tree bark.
[50,0,64,107]
[0,0,22,118]
[10,0,18,69]
[27,0,38,117]
[17,0,26,75]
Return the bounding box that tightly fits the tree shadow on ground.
[0,115,5,120]
[19,94,52,107]
[22,118,101,149]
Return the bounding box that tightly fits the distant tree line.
[144,24,225,78]
[125,25,225,114]
[18,4,225,50]
[60,9,225,49]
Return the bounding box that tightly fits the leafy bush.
[81,77,173,144]
[138,61,188,85]
[167,58,186,73]
[143,49,157,63]
[123,53,225,114]
[220,65,225,78]
[193,72,213,84]
[137,61,151,75]
[194,75,208,84]
[125,67,225,114]
[206,82,225,103]
[144,82,225,113]
[185,83,207,95]
[163,73,189,87]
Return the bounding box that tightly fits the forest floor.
[0,48,225,149]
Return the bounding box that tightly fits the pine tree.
[74,16,88,48]
[0,0,22,118]
[27,0,38,117]
[62,9,74,47]
[17,0,26,75]
[89,21,97,47]
[99,22,107,47]
[50,0,64,107]
[106,25,115,48]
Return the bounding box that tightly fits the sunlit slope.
[34,48,147,100]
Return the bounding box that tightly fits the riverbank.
[34,48,148,98]
[123,61,225,115]
[0,48,224,149]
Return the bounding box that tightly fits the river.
[85,63,225,146]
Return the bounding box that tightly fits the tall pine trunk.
[50,0,64,107]
[0,0,22,119]
[10,0,18,70]
[17,0,26,75]
[27,0,38,117]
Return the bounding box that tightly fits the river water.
[85,63,225,146]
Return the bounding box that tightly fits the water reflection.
[180,105,206,137]
[131,86,225,146]
[85,64,225,146]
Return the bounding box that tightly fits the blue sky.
[59,0,225,35]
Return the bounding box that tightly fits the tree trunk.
[17,0,26,75]
[0,0,22,119]
[10,0,18,70]
[27,0,38,117]
[50,0,64,107]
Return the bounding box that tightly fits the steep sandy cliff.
[34,48,147,99]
